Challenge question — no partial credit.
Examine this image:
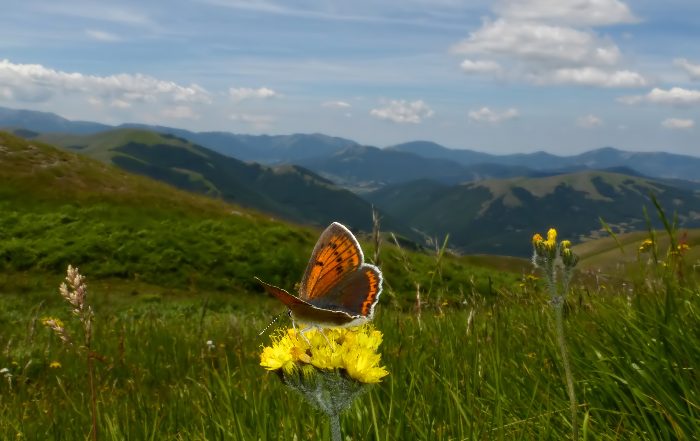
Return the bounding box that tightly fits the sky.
[1,0,700,155]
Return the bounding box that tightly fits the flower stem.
[88,351,98,441]
[328,409,341,441]
[555,302,578,440]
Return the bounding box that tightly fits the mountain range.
[368,172,700,255]
[24,128,410,236]
[3,105,700,256]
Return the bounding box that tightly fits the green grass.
[1,264,699,440]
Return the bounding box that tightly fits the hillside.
[32,129,408,234]
[368,171,700,256]
[121,124,359,164]
[298,145,536,190]
[572,229,700,271]
[0,131,521,298]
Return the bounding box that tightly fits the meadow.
[1,236,699,440]
[1,132,699,439]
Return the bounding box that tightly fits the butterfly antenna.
[258,310,287,336]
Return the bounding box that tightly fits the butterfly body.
[257,222,382,328]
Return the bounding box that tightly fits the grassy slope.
[0,131,519,299]
[35,129,411,235]
[573,228,700,269]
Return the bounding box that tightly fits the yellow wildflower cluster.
[532,228,578,268]
[532,228,558,259]
[638,239,653,253]
[260,325,388,384]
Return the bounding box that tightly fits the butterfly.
[256,222,382,330]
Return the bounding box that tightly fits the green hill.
[368,171,700,256]
[0,131,520,300]
[33,129,408,235]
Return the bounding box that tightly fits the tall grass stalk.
[43,265,98,441]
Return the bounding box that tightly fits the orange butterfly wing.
[255,277,362,326]
[299,222,363,301]
[308,265,382,318]
[257,222,382,326]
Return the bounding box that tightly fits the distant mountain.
[298,145,539,190]
[121,124,359,164]
[390,142,700,182]
[571,147,700,181]
[0,107,358,164]
[387,141,497,164]
[4,106,699,184]
[33,129,409,234]
[0,106,111,134]
[367,171,700,256]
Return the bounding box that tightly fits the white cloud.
[468,107,519,124]
[163,105,198,119]
[452,19,620,67]
[451,1,644,89]
[460,59,501,74]
[370,99,434,124]
[674,58,700,80]
[228,87,278,102]
[661,118,694,130]
[544,67,646,88]
[496,0,638,27]
[619,87,700,106]
[577,114,603,128]
[322,100,351,108]
[0,59,211,104]
[85,29,121,42]
[229,113,275,129]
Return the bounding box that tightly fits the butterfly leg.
[317,327,332,346]
[298,325,313,346]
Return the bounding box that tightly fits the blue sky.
[1,0,700,155]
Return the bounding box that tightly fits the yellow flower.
[561,240,571,249]
[260,332,296,374]
[259,324,388,383]
[678,243,690,252]
[532,233,543,245]
[343,348,388,384]
[638,239,653,253]
[49,361,62,369]
[544,228,557,251]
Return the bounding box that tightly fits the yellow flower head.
[638,239,653,253]
[544,228,558,251]
[49,361,62,369]
[561,240,571,249]
[532,233,544,245]
[260,324,388,383]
